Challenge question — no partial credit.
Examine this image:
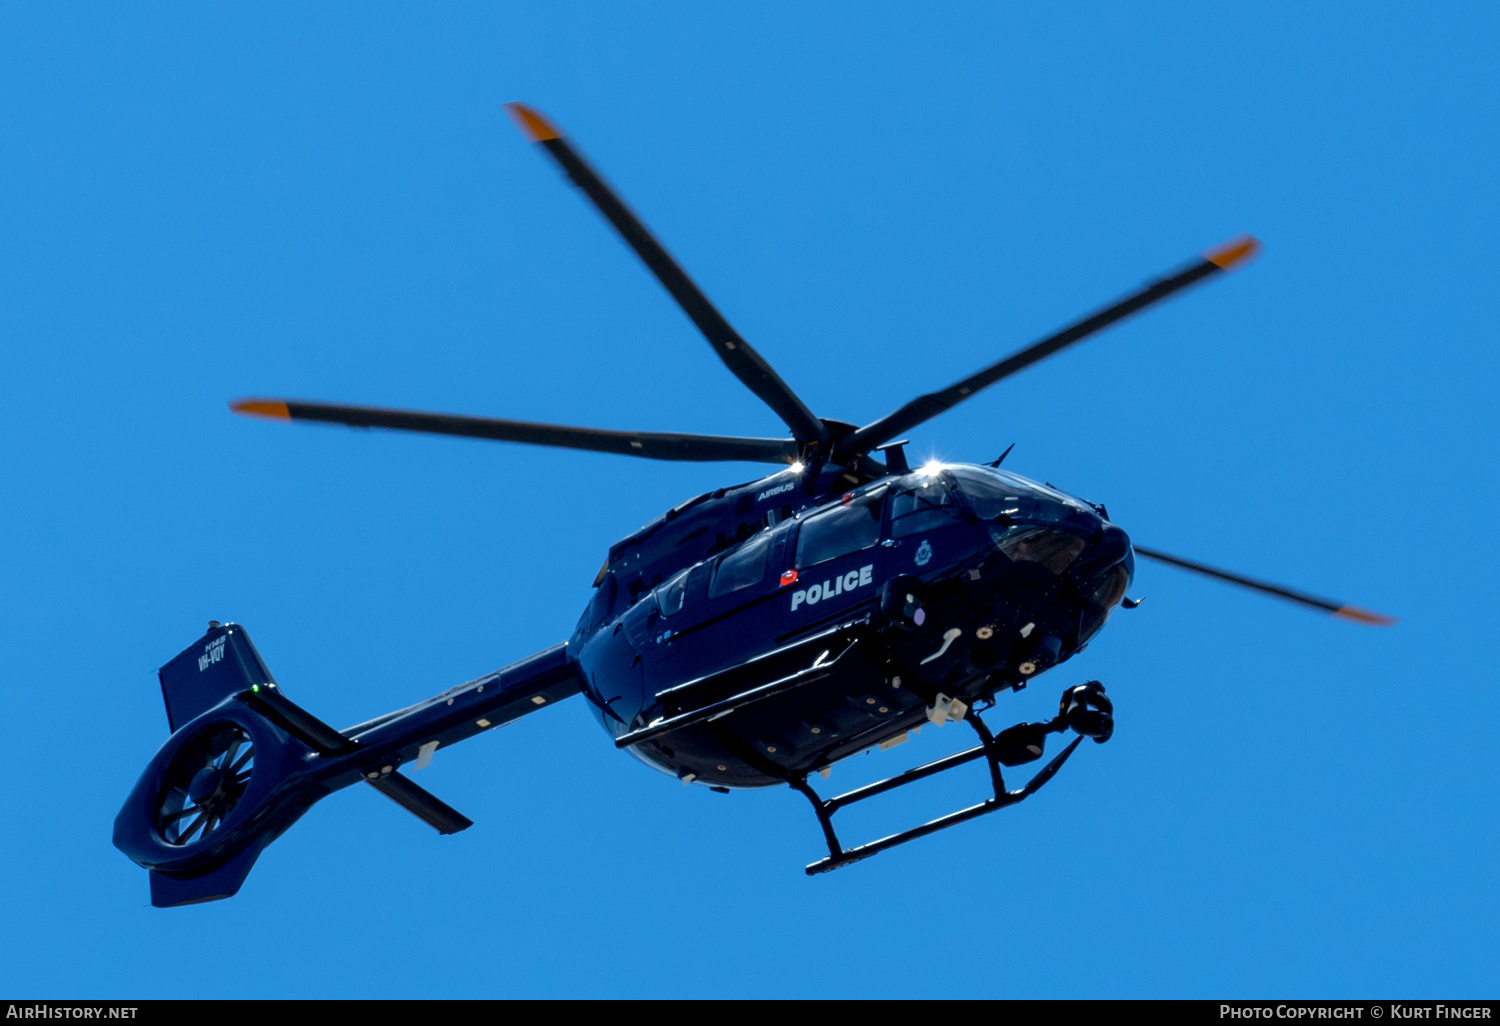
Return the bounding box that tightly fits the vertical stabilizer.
[158,623,275,732]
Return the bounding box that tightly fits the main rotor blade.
[1132,544,1397,626]
[504,103,830,450]
[838,237,1261,458]
[231,400,799,464]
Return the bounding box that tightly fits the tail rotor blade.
[1133,544,1397,626]
[839,237,1260,458]
[231,399,799,465]
[504,103,830,450]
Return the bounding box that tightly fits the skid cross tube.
[795,711,1086,875]
[822,740,990,813]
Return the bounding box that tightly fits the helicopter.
[113,103,1395,908]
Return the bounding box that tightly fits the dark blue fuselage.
[570,462,1133,788]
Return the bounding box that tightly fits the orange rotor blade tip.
[504,102,560,142]
[1333,605,1399,627]
[1205,234,1262,270]
[230,399,291,421]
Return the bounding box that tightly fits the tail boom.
[115,624,583,907]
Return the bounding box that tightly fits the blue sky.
[1,2,1496,998]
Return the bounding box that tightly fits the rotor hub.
[187,765,224,806]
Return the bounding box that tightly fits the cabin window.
[586,574,617,629]
[890,476,960,538]
[795,488,886,567]
[655,569,689,617]
[710,529,772,598]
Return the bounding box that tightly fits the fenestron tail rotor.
[1133,545,1397,626]
[157,724,256,846]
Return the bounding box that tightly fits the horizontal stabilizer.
[368,771,473,835]
[158,623,275,732]
[245,685,356,754]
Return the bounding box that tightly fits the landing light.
[789,461,805,474]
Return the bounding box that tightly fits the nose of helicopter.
[1081,520,1132,575]
[1072,520,1135,635]
[947,464,1132,606]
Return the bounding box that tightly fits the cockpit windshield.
[942,465,1104,577]
[947,466,1087,517]
[992,526,1086,575]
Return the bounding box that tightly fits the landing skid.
[787,681,1113,873]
